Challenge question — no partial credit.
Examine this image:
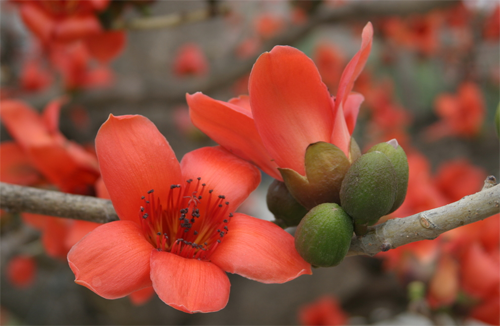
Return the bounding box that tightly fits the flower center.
[138,177,231,261]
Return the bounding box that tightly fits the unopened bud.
[294,203,353,267]
[266,179,308,227]
[279,142,350,210]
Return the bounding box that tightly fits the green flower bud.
[266,179,308,228]
[367,139,409,213]
[340,151,397,227]
[279,142,350,210]
[295,203,353,267]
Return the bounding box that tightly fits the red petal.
[65,220,101,250]
[180,146,261,213]
[335,22,373,111]
[210,213,312,283]
[42,216,71,259]
[249,46,334,176]
[67,221,153,299]
[95,115,182,223]
[228,95,251,112]
[129,286,155,306]
[53,15,102,43]
[343,93,364,135]
[84,31,126,64]
[42,96,68,136]
[187,93,280,180]
[0,142,40,186]
[19,3,55,43]
[330,100,351,156]
[150,250,230,313]
[0,100,52,149]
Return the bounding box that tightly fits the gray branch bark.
[1,179,498,257]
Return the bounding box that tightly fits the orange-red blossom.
[67,115,311,313]
[187,22,373,180]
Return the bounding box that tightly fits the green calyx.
[279,142,350,210]
[266,179,308,228]
[366,139,409,213]
[294,203,353,267]
[340,151,397,227]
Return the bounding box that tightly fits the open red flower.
[298,295,348,326]
[67,115,311,313]
[187,22,373,180]
[0,98,101,259]
[6,255,36,288]
[172,43,209,77]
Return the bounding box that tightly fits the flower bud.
[367,139,409,213]
[295,203,353,267]
[340,151,397,227]
[279,142,350,210]
[266,179,308,227]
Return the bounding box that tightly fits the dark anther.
[141,196,145,199]
[184,229,189,232]
[198,196,202,199]
[218,204,223,207]
[187,179,193,183]
[157,232,161,235]
[209,189,213,193]
[204,242,208,245]
[197,177,201,180]
[224,226,228,230]
[223,219,228,223]
[194,231,198,235]
[148,189,154,194]
[217,239,221,243]
[146,201,150,204]
[140,207,144,212]
[202,183,206,187]
[220,232,224,237]
[143,213,149,218]
[191,218,195,223]
[229,213,233,217]
[217,229,221,232]
[164,233,168,236]
[170,185,176,189]
[225,202,229,205]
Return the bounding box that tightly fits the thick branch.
[0,183,118,224]
[347,183,500,257]
[1,180,499,257]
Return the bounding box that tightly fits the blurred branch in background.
[2,178,498,257]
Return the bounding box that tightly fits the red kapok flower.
[6,255,36,288]
[298,295,348,326]
[67,115,311,313]
[172,43,209,77]
[187,22,373,180]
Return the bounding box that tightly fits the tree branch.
[347,181,500,257]
[2,179,497,258]
[0,183,118,224]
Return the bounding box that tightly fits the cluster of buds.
[267,138,409,267]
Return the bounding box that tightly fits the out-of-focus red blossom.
[49,42,113,91]
[14,0,126,63]
[426,82,485,140]
[6,255,36,288]
[0,98,102,259]
[187,23,373,180]
[173,43,209,77]
[254,13,285,39]
[20,59,53,93]
[427,254,459,308]
[67,115,311,313]
[235,37,261,59]
[381,12,441,56]
[434,159,487,203]
[313,42,345,93]
[483,6,500,41]
[445,3,471,28]
[298,295,348,326]
[291,7,307,25]
[361,79,412,148]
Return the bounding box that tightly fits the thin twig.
[1,179,498,257]
[112,6,230,31]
